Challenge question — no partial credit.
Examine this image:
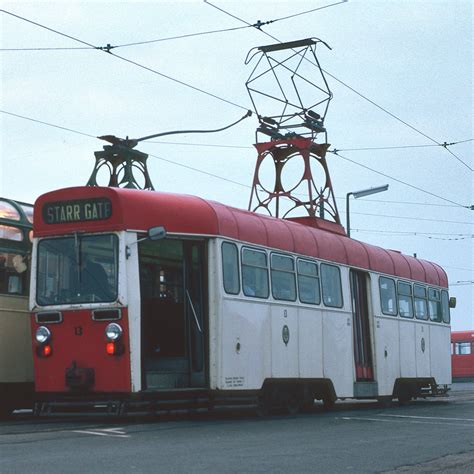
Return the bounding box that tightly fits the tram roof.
[34,186,448,287]
[451,331,474,340]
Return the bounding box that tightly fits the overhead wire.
[331,151,468,208]
[2,8,472,211]
[0,2,347,51]
[203,1,473,172]
[0,8,249,112]
[2,107,473,218]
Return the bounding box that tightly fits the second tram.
[451,331,474,381]
[30,186,452,414]
[0,198,34,417]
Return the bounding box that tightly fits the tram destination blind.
[43,198,112,224]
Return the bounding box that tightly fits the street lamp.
[346,184,389,238]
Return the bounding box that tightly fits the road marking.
[338,416,474,427]
[72,427,129,438]
[381,414,474,422]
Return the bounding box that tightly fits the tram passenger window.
[297,259,320,305]
[271,254,296,301]
[241,248,269,298]
[414,284,428,320]
[321,264,343,308]
[397,281,413,318]
[379,277,397,316]
[0,200,21,220]
[0,225,22,241]
[441,290,450,324]
[0,252,28,295]
[222,242,240,295]
[455,342,472,355]
[428,288,442,322]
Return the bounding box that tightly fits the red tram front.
[31,186,214,412]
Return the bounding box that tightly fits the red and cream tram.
[30,185,452,414]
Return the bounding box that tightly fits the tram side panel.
[399,321,417,378]
[219,298,271,390]
[298,306,323,378]
[271,304,298,378]
[430,326,451,384]
[415,322,431,377]
[0,295,33,383]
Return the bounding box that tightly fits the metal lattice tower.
[246,38,341,226]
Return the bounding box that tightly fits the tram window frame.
[321,263,343,308]
[221,241,240,295]
[379,276,397,316]
[454,342,472,355]
[241,247,269,299]
[297,259,321,305]
[441,290,450,324]
[270,253,296,302]
[414,284,429,320]
[428,287,442,322]
[397,281,414,319]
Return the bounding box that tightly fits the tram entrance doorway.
[350,270,374,381]
[138,238,207,390]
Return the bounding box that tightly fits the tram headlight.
[35,326,51,344]
[105,323,123,341]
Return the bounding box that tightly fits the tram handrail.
[186,290,202,334]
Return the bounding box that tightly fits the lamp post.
[346,184,389,238]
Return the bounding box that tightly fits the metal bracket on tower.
[87,143,154,190]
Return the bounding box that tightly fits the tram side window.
[397,281,413,318]
[0,252,28,295]
[454,342,472,355]
[271,254,296,301]
[428,288,442,322]
[0,224,23,241]
[297,259,320,305]
[414,284,428,320]
[222,242,240,295]
[241,248,269,298]
[379,277,397,316]
[321,263,343,308]
[441,290,450,324]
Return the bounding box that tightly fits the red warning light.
[106,342,115,355]
[43,344,52,357]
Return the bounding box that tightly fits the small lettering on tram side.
[43,198,112,224]
[225,376,245,388]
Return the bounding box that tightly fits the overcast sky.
[0,0,472,330]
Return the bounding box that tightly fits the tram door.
[350,270,374,381]
[139,239,206,390]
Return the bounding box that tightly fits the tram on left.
[0,198,34,417]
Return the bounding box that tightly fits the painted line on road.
[381,414,474,422]
[72,427,129,438]
[338,416,474,427]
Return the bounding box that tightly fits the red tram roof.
[34,186,448,287]
[451,331,474,341]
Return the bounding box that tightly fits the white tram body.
[30,187,451,413]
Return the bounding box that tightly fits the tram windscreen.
[37,234,118,305]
